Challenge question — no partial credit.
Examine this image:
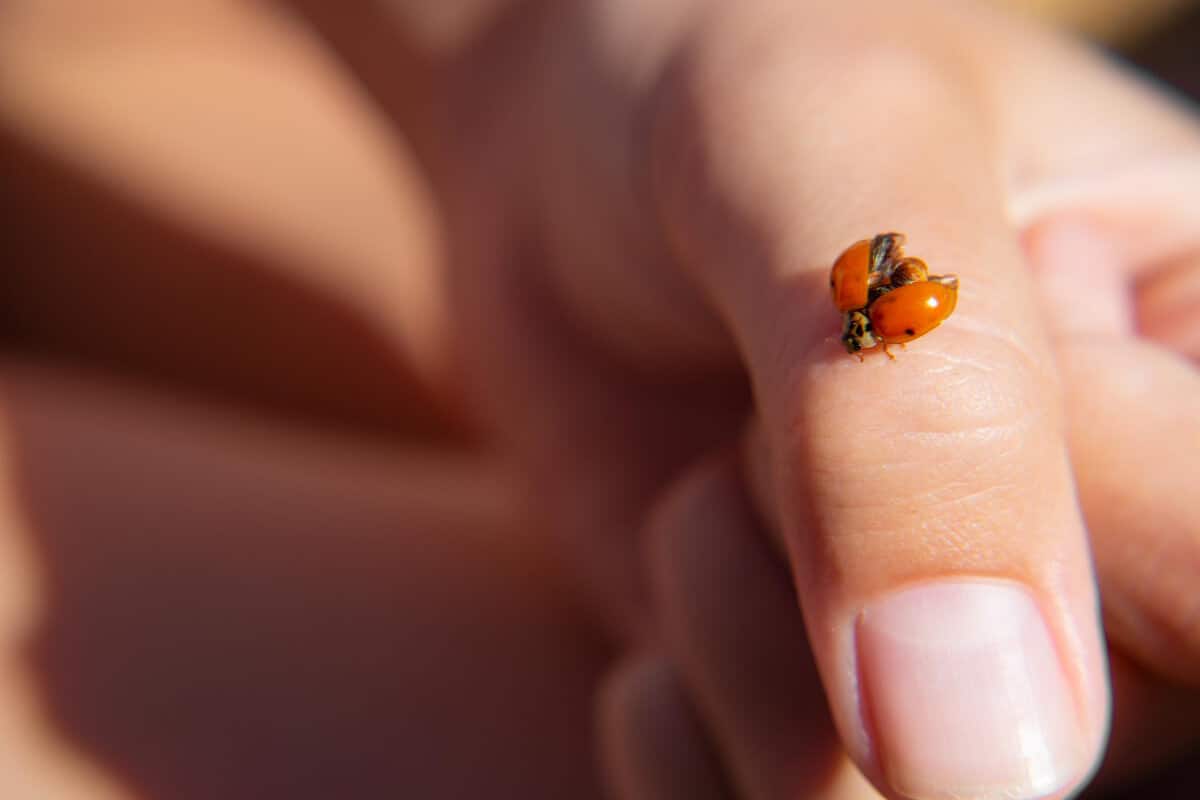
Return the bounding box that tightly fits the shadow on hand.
[0,124,453,443]
[0,366,607,799]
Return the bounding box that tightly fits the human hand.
[73,1,1200,798]
[282,1,1200,797]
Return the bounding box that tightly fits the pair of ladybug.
[829,232,958,359]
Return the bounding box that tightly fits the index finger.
[650,8,1109,799]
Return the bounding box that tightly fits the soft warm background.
[0,2,1197,799]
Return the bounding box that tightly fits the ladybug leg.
[899,342,908,350]
[881,341,896,360]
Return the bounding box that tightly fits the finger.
[649,10,1109,799]
[999,18,1200,364]
[1136,249,1200,361]
[1023,215,1200,786]
[1019,169,1200,361]
[1024,212,1200,686]
[744,367,1200,795]
[598,656,733,800]
[647,456,884,800]
[1057,338,1200,685]
[1024,220,1136,338]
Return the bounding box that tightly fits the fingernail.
[857,580,1085,800]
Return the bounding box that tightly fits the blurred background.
[0,2,1197,799]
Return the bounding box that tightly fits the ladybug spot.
[904,328,915,336]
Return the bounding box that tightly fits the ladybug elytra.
[830,234,958,360]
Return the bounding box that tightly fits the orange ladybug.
[829,238,873,312]
[865,276,958,359]
[833,234,958,360]
[828,232,905,312]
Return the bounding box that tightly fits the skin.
[2,1,1200,799]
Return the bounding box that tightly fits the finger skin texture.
[598,656,732,800]
[647,457,884,800]
[648,6,1110,797]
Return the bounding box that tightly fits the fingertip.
[856,578,1102,800]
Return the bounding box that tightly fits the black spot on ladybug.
[904,327,915,336]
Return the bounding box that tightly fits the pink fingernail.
[857,580,1085,800]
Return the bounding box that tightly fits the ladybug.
[829,238,872,312]
[828,232,905,312]
[864,275,959,359]
[886,256,929,287]
[870,232,906,274]
[832,234,958,360]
